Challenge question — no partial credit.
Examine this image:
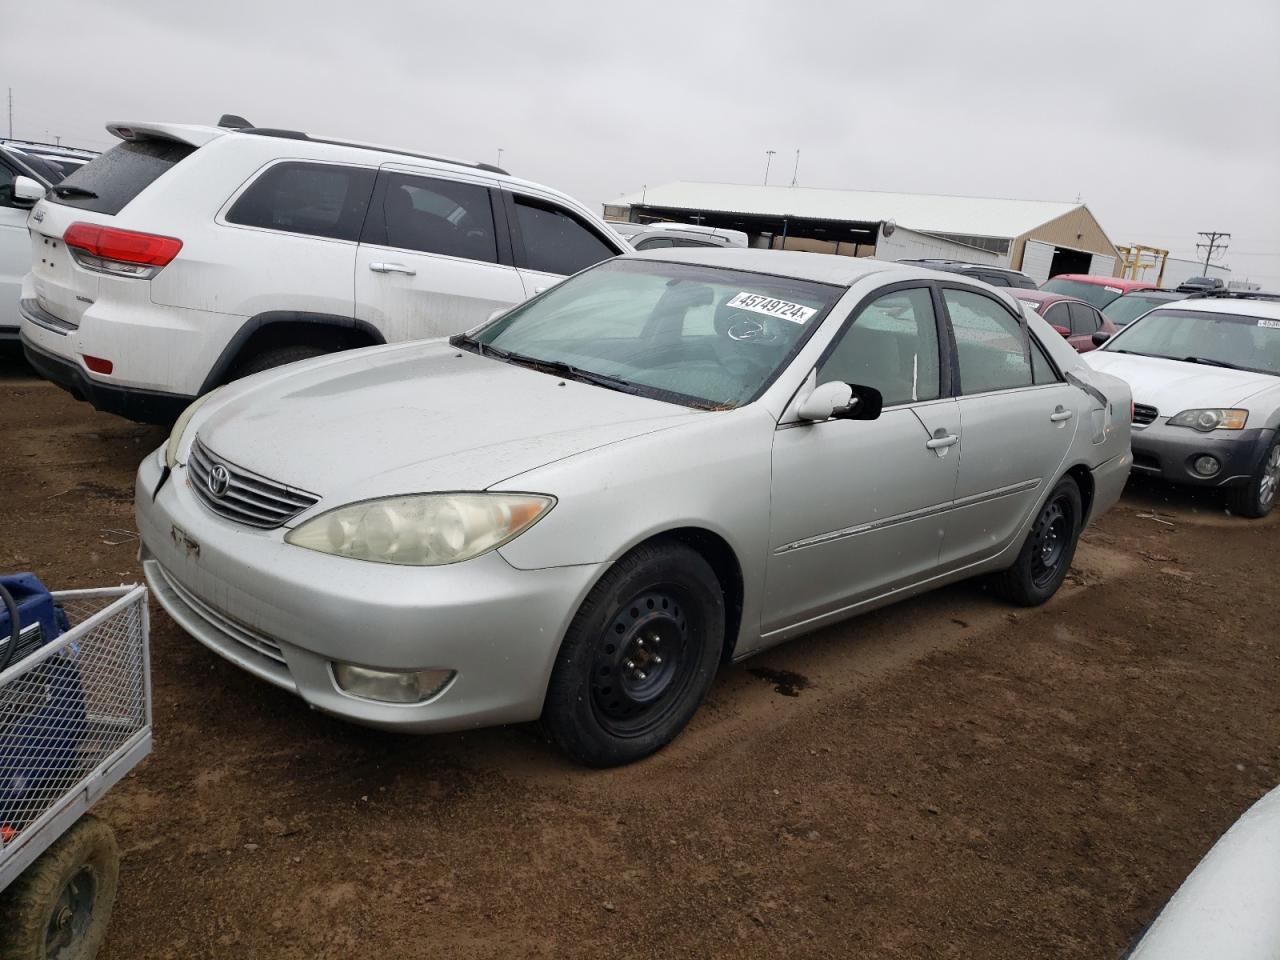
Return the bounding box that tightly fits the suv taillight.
[63,222,182,279]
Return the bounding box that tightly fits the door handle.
[1050,407,1074,422]
[925,434,959,450]
[369,262,416,276]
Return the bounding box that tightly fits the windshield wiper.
[450,334,638,393]
[51,184,97,199]
[1181,355,1243,370]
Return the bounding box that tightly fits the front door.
[355,167,526,342]
[0,159,31,331]
[937,286,1081,569]
[764,286,960,637]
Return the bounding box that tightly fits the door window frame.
[501,189,625,275]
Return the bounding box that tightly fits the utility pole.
[763,150,776,186]
[7,88,12,139]
[1196,231,1230,275]
[496,147,503,167]
[790,149,800,186]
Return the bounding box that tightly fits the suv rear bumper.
[22,335,193,424]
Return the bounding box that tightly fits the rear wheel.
[0,814,120,960]
[543,541,725,767]
[1225,438,1280,519]
[232,343,333,380]
[991,476,1083,606]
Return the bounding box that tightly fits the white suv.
[19,116,630,422]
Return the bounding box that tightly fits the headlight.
[285,493,555,565]
[164,389,220,468]
[1167,408,1248,432]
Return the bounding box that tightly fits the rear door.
[355,166,526,342]
[938,285,1081,569]
[503,191,624,298]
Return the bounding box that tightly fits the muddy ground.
[1,344,1277,959]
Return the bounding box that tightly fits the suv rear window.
[227,161,376,242]
[48,139,195,215]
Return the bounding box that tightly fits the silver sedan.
[135,249,1132,766]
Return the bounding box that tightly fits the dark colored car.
[1176,276,1226,293]
[1011,290,1118,353]
[1039,274,1157,309]
[896,259,1038,289]
[1102,289,1188,326]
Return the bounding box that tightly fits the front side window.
[513,198,617,275]
[365,173,497,263]
[464,259,843,408]
[945,288,1032,393]
[1043,302,1070,330]
[0,161,17,208]
[226,162,376,242]
[1069,302,1101,336]
[1106,309,1280,376]
[818,288,941,406]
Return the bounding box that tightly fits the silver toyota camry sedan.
[135,249,1132,766]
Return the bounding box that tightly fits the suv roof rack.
[0,137,97,156]
[219,115,510,176]
[1185,289,1280,302]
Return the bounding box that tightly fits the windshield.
[1105,309,1280,376]
[464,259,844,408]
[1103,293,1178,326]
[1040,278,1127,309]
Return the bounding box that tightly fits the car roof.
[1154,296,1280,321]
[1048,274,1155,291]
[625,247,961,288]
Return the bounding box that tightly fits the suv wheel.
[1226,438,1280,519]
[543,541,724,767]
[232,343,333,380]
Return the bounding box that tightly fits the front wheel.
[543,541,725,767]
[991,476,1083,606]
[1226,438,1280,519]
[0,814,120,960]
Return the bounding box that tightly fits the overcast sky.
[5,0,1278,284]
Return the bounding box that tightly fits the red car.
[1011,290,1118,353]
[1039,274,1158,309]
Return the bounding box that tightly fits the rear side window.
[1068,302,1101,336]
[227,162,375,242]
[512,197,617,275]
[944,288,1033,394]
[48,139,195,215]
[363,172,497,262]
[1031,337,1060,384]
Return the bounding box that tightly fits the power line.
[1196,231,1230,274]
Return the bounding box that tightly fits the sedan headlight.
[285,493,555,565]
[165,389,220,468]
[1167,408,1248,432]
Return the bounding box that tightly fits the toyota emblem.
[207,464,230,498]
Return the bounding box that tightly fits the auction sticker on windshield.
[1258,319,1280,329]
[726,292,817,324]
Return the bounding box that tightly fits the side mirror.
[1052,324,1071,338]
[1092,330,1112,347]
[11,175,45,208]
[796,381,883,422]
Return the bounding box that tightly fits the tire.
[543,541,725,767]
[0,814,120,960]
[1225,438,1280,519]
[990,476,1083,607]
[232,343,333,380]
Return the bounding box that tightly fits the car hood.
[1083,350,1280,412]
[192,340,701,510]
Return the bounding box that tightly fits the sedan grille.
[187,438,319,529]
[1133,403,1158,426]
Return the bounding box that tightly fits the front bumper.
[1130,421,1275,488]
[22,332,193,424]
[135,450,604,733]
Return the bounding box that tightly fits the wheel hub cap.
[592,590,688,730]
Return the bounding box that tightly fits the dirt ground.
[2,344,1277,960]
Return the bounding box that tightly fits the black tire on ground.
[1225,437,1280,519]
[990,476,1083,607]
[0,814,121,960]
[543,541,725,767]
[232,343,333,380]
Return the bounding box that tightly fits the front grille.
[188,438,319,529]
[153,563,287,666]
[1133,403,1158,426]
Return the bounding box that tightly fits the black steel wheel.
[991,476,1083,606]
[544,541,725,767]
